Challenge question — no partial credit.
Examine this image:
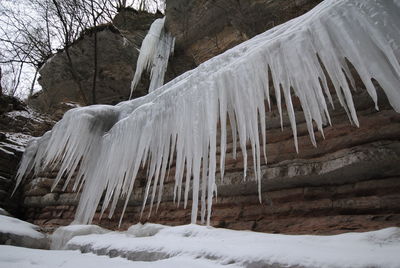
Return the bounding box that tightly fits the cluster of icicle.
[15,0,400,226]
[129,17,175,97]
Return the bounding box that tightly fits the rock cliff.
[0,95,54,217]
[29,10,160,113]
[166,0,323,64]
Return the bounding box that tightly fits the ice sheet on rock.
[130,17,175,95]
[15,0,400,226]
[127,223,166,237]
[0,215,44,239]
[67,224,400,268]
[51,224,110,250]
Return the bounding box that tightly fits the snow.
[0,215,45,239]
[15,0,400,226]
[1,223,399,268]
[4,133,34,147]
[51,224,109,250]
[66,224,400,268]
[6,109,46,123]
[0,245,231,268]
[0,147,14,156]
[62,102,81,108]
[0,208,10,216]
[127,222,166,237]
[0,142,24,153]
[0,132,33,153]
[130,17,175,95]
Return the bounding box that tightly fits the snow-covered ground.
[0,245,233,268]
[66,224,400,268]
[1,221,399,267]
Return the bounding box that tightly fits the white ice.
[51,224,109,250]
[15,0,400,226]
[130,17,175,95]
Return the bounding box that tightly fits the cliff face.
[0,96,54,217]
[14,0,400,233]
[166,0,322,64]
[29,10,160,113]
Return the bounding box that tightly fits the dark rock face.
[0,95,54,217]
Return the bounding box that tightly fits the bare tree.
[83,0,110,104]
[0,0,67,97]
[50,0,89,104]
[0,0,165,100]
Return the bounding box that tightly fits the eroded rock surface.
[0,96,54,217]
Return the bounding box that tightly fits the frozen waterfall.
[130,17,175,96]
[15,0,400,226]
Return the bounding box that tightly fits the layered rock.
[166,0,323,64]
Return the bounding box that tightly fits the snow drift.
[15,0,400,226]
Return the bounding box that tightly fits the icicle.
[15,0,400,227]
[129,17,175,97]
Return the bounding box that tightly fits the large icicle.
[129,17,175,97]
[15,0,400,226]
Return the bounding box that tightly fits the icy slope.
[15,0,400,226]
[66,224,400,268]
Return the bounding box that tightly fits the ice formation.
[15,0,400,226]
[130,17,175,96]
[51,225,109,250]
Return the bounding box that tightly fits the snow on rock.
[1,133,33,152]
[67,224,400,268]
[0,215,49,249]
[127,223,166,237]
[15,0,400,226]
[5,108,46,124]
[0,215,44,239]
[51,224,110,250]
[0,245,232,268]
[0,208,10,216]
[0,147,14,156]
